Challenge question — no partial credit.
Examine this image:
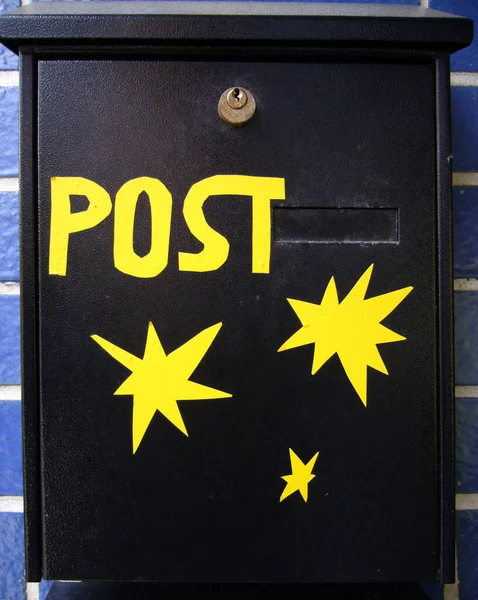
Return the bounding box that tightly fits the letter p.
[49,177,112,275]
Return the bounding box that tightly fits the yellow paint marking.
[178,175,285,273]
[280,448,319,503]
[114,177,172,278]
[92,322,231,453]
[278,265,413,406]
[50,177,112,275]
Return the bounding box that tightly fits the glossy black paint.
[0,2,473,53]
[19,50,42,584]
[0,1,472,588]
[44,581,441,600]
[36,58,437,583]
[435,56,455,583]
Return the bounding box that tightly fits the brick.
[0,86,18,176]
[0,513,24,600]
[455,292,478,385]
[0,400,22,495]
[457,511,478,600]
[0,0,19,12]
[456,399,478,493]
[0,0,19,70]
[40,580,53,600]
[0,46,17,70]
[0,192,18,281]
[430,0,478,72]
[0,295,20,383]
[451,87,478,172]
[453,187,478,278]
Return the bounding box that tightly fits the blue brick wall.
[0,513,25,600]
[452,87,478,172]
[0,192,19,281]
[431,1,478,72]
[455,293,478,386]
[0,296,20,383]
[0,1,477,599]
[0,0,18,70]
[458,512,478,600]
[0,87,18,176]
[454,187,478,278]
[0,401,22,495]
[457,399,478,494]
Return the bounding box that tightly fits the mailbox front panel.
[36,58,438,582]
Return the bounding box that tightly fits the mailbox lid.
[0,1,473,53]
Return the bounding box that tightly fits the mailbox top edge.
[0,1,472,55]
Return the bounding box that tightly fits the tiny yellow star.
[280,448,319,503]
[92,322,231,453]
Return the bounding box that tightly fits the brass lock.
[218,87,256,127]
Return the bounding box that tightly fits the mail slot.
[0,1,473,594]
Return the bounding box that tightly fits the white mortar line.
[451,72,478,87]
[454,279,478,291]
[444,579,459,599]
[0,385,21,400]
[0,496,23,512]
[455,386,478,398]
[420,0,429,8]
[0,282,20,295]
[0,177,19,192]
[26,583,39,600]
[456,494,478,510]
[453,172,478,187]
[20,0,32,6]
[0,71,19,87]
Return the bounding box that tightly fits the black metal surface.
[2,0,468,587]
[435,56,455,583]
[19,51,42,583]
[36,58,438,582]
[0,2,473,55]
[44,582,439,600]
[273,207,399,244]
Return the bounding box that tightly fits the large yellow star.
[280,448,319,502]
[92,322,231,453]
[278,264,413,406]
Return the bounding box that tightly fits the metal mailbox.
[0,1,473,590]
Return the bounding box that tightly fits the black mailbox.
[0,1,473,591]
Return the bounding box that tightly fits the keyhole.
[226,87,247,109]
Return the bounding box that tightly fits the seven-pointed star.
[280,448,319,502]
[92,322,232,453]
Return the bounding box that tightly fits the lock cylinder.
[218,86,256,126]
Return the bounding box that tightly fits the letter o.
[114,177,172,278]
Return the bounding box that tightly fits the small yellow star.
[92,322,231,453]
[280,448,319,503]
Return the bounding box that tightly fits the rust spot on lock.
[218,87,256,127]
